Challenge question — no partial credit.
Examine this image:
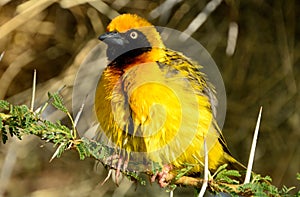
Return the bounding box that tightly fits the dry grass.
[0,0,299,196]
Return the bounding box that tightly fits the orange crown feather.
[107,14,153,32]
[106,14,165,49]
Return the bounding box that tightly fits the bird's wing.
[162,49,218,117]
[162,49,233,155]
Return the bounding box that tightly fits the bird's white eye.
[130,31,138,39]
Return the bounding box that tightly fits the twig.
[0,98,277,195]
[163,173,248,195]
[244,106,263,184]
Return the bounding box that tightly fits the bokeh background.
[0,0,299,196]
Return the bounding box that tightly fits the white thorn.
[30,69,37,111]
[244,106,263,184]
[198,139,209,197]
[101,169,113,185]
[74,100,85,128]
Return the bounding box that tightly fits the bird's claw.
[103,154,129,185]
[151,165,173,188]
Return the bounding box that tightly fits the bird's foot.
[151,164,173,188]
[103,154,129,185]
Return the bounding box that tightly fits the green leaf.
[151,161,162,175]
[48,93,68,113]
[0,100,9,110]
[166,184,177,193]
[212,164,228,178]
[215,167,241,184]
[124,171,146,186]
[280,185,296,195]
[0,117,3,130]
[175,163,194,180]
[1,126,8,144]
[75,142,89,160]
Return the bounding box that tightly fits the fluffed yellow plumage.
[95,13,245,186]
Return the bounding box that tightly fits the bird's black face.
[99,29,151,63]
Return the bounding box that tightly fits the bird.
[94,13,245,187]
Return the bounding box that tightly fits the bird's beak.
[98,32,127,46]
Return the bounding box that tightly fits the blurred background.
[0,0,299,196]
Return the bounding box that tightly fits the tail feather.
[226,156,246,172]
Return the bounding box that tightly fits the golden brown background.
[0,0,299,196]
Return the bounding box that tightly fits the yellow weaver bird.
[95,14,245,186]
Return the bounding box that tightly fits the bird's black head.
[99,29,152,63]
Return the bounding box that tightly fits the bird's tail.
[226,155,246,171]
